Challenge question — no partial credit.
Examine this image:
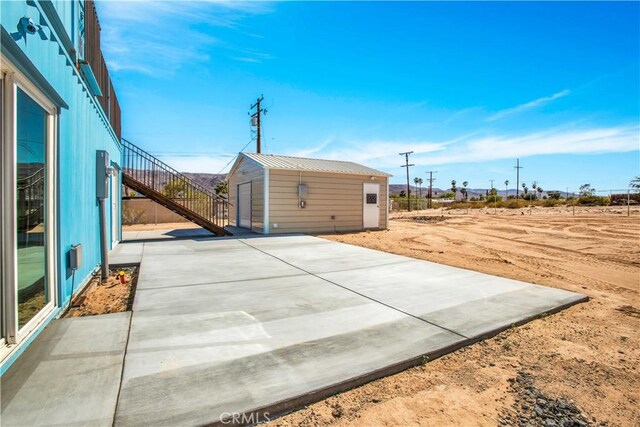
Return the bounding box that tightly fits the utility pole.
[249,95,267,153]
[490,179,496,214]
[426,170,437,209]
[399,151,414,211]
[514,158,523,199]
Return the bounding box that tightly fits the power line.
[215,139,254,176]
[399,151,414,212]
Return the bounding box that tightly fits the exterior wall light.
[19,17,40,36]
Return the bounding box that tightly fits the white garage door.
[238,182,252,229]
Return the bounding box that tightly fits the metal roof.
[240,153,392,177]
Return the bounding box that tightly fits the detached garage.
[227,153,391,234]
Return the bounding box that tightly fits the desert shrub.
[547,191,562,200]
[451,202,485,209]
[577,195,610,206]
[543,198,563,207]
[486,195,502,203]
[504,200,527,209]
[122,206,145,225]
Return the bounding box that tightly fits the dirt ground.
[64,266,138,317]
[269,206,640,426]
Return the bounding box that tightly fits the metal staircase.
[121,139,231,236]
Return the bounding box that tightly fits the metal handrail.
[121,139,229,230]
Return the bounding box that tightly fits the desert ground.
[123,206,639,426]
[269,206,640,426]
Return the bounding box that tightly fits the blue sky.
[96,1,640,192]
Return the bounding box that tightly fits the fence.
[390,189,640,217]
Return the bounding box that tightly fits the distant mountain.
[182,173,226,192]
[389,184,446,196]
[389,184,548,199]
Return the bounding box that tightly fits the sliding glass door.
[1,62,57,354]
[16,87,49,328]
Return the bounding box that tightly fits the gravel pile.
[499,371,604,427]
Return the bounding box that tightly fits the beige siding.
[268,170,388,234]
[228,158,264,233]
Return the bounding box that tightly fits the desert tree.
[537,186,543,198]
[504,180,509,200]
[214,180,228,195]
[414,177,424,199]
[579,183,595,196]
[462,181,469,201]
[163,179,187,198]
[451,180,457,199]
[630,176,640,190]
[532,181,538,199]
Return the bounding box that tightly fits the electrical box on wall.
[96,150,109,199]
[69,244,83,270]
[298,183,308,208]
[298,184,308,198]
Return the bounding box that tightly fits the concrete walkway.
[1,233,587,426]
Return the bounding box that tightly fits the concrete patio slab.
[115,274,463,426]
[243,236,414,274]
[2,234,586,427]
[315,258,583,338]
[0,313,130,426]
[136,242,302,290]
[113,234,586,426]
[110,242,145,265]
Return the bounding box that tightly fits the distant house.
[227,153,391,234]
[1,1,122,373]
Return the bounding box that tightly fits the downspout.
[96,151,110,281]
[264,168,270,235]
[98,198,109,281]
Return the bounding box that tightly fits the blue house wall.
[1,0,122,373]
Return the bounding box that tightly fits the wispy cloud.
[291,124,639,172]
[96,0,273,77]
[486,89,571,122]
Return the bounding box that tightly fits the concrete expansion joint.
[238,239,469,340]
